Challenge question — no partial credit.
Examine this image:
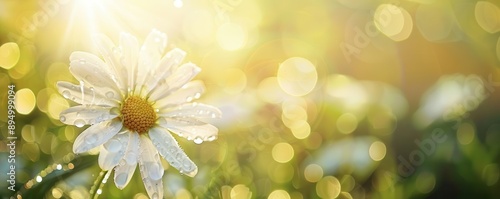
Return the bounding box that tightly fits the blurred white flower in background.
[413,74,486,129]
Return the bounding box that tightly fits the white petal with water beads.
[56,81,118,107]
[98,132,129,170]
[138,135,164,199]
[114,132,139,189]
[158,117,218,144]
[149,127,198,177]
[148,63,201,102]
[59,105,119,126]
[154,80,205,110]
[69,51,121,91]
[73,119,123,154]
[160,103,222,119]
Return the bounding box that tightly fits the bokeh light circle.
[272,142,295,163]
[316,176,341,198]
[15,88,36,115]
[304,164,324,182]
[268,190,290,199]
[475,1,500,33]
[374,4,413,41]
[277,57,318,97]
[217,23,248,51]
[336,113,358,134]
[369,141,387,161]
[0,42,21,69]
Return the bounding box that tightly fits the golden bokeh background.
[1,0,500,198]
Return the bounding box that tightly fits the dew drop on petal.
[115,173,128,186]
[62,90,71,99]
[79,59,86,65]
[85,134,98,144]
[74,119,86,128]
[148,163,163,180]
[60,116,66,122]
[125,153,136,164]
[106,91,115,98]
[194,93,201,99]
[152,193,159,199]
[104,139,122,153]
[194,137,204,144]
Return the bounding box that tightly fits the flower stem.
[90,170,111,199]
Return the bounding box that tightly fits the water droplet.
[106,91,114,98]
[194,137,203,144]
[85,134,98,144]
[79,59,86,64]
[125,153,136,164]
[169,146,176,153]
[148,163,162,180]
[60,116,66,122]
[152,193,159,199]
[104,139,122,153]
[74,119,85,127]
[211,113,217,118]
[183,160,192,168]
[62,90,71,99]
[115,173,128,186]
[194,93,201,99]
[186,96,193,102]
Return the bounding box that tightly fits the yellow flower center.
[121,96,157,134]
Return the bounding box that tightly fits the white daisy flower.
[57,30,221,199]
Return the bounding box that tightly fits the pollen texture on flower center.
[121,96,157,134]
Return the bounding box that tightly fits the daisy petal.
[59,105,119,126]
[73,119,123,154]
[56,81,118,107]
[145,48,186,93]
[138,135,164,199]
[114,132,139,189]
[119,32,139,92]
[93,34,128,92]
[148,63,201,102]
[159,103,222,119]
[154,80,205,110]
[98,132,129,170]
[158,117,218,143]
[140,29,167,69]
[149,127,198,177]
[69,53,121,93]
